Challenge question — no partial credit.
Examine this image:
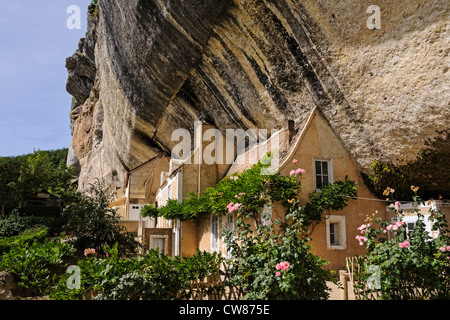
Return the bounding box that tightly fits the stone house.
[192,108,388,271]
[109,153,171,240]
[112,108,449,270]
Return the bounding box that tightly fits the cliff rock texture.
[66,0,449,196]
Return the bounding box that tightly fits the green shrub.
[0,237,76,296]
[0,215,47,237]
[50,245,223,300]
[353,191,450,299]
[63,182,139,256]
[223,204,335,300]
[0,227,48,254]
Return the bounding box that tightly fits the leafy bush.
[223,201,335,300]
[0,227,48,254]
[63,182,139,256]
[0,215,47,237]
[220,161,344,300]
[353,189,450,299]
[50,245,224,300]
[0,237,76,296]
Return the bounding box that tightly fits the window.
[329,223,339,245]
[226,214,234,233]
[211,215,219,252]
[326,215,346,250]
[129,205,141,221]
[391,215,432,241]
[314,159,333,190]
[149,235,169,254]
[225,214,234,259]
[167,184,172,200]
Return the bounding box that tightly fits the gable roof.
[226,107,317,176]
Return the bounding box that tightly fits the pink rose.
[292,159,298,164]
[446,245,450,252]
[399,241,410,249]
[276,272,281,276]
[357,224,367,231]
[289,170,296,176]
[440,246,447,252]
[276,263,282,270]
[355,235,368,245]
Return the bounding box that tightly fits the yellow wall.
[196,110,388,270]
[275,111,388,270]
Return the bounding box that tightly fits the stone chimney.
[283,120,295,150]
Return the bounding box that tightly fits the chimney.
[283,120,295,150]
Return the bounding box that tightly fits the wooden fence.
[345,256,381,300]
[186,261,244,300]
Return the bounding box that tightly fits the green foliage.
[353,193,450,300]
[223,187,336,300]
[0,236,76,296]
[88,0,99,16]
[63,181,139,256]
[0,227,48,255]
[50,246,224,300]
[0,149,75,218]
[308,176,358,214]
[0,215,47,238]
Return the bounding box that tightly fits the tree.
[63,181,139,256]
[0,149,75,216]
[0,157,23,217]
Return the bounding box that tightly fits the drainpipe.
[125,176,131,220]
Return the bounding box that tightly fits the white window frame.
[149,235,169,254]
[223,214,235,259]
[211,215,220,253]
[326,215,346,250]
[390,215,433,240]
[313,158,334,191]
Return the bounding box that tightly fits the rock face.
[66,0,449,195]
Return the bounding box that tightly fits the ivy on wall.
[141,154,358,224]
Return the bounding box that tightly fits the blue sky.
[0,1,91,157]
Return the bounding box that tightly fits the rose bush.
[353,187,450,299]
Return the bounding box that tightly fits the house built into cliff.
[113,108,444,270]
[191,108,388,270]
[109,153,170,239]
